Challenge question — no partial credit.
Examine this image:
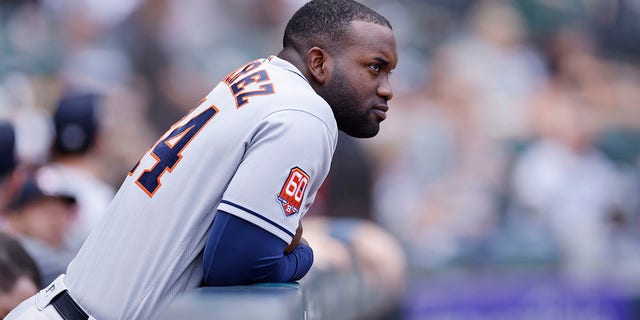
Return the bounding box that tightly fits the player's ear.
[307,47,332,85]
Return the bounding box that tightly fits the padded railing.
[157,259,393,320]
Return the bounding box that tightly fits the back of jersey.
[64,56,337,320]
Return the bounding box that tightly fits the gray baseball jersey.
[64,56,338,320]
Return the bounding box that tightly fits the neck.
[277,47,321,92]
[277,48,303,71]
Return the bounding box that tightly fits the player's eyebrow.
[373,57,396,71]
[373,57,390,66]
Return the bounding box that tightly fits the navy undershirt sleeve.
[203,210,314,286]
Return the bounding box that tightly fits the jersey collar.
[265,56,310,85]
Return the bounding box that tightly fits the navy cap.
[53,93,100,155]
[8,170,76,210]
[0,122,16,178]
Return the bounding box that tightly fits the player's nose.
[377,76,393,101]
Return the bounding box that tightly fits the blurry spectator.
[371,48,504,270]
[304,216,406,319]
[321,132,375,220]
[55,0,138,92]
[0,122,19,216]
[0,121,28,223]
[117,0,188,133]
[509,88,635,280]
[45,92,115,243]
[545,25,640,134]
[305,132,407,318]
[368,0,545,272]
[0,0,61,75]
[0,122,17,179]
[0,232,40,318]
[2,169,78,284]
[438,0,547,141]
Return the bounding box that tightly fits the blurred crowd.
[370,0,640,282]
[1,0,640,318]
[378,0,640,281]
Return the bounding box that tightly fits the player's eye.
[368,64,381,73]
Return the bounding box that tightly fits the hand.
[284,221,303,254]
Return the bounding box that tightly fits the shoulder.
[218,57,336,136]
[259,108,337,146]
[260,58,337,134]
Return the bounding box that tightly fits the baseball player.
[6,0,397,319]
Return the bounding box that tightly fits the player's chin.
[345,122,380,138]
[366,113,384,136]
[338,113,382,138]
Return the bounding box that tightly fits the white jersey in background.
[63,56,338,320]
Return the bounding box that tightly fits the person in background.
[0,121,22,219]
[2,169,78,285]
[44,92,116,244]
[0,232,40,318]
[509,89,629,280]
[304,131,407,319]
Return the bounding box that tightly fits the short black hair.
[283,0,391,52]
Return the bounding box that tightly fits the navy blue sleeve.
[203,211,314,286]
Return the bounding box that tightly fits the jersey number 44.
[128,59,276,197]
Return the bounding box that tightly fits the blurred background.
[0,0,639,319]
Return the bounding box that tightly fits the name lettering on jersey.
[130,100,218,197]
[223,60,275,108]
[276,167,310,216]
[223,61,261,84]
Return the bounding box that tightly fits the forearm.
[271,243,313,282]
[203,211,313,286]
